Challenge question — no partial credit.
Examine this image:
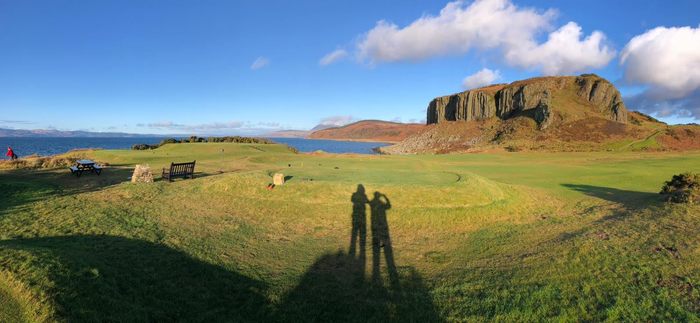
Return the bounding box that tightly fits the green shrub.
[660,172,700,203]
[131,136,274,150]
[160,138,180,145]
[131,144,159,150]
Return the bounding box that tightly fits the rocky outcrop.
[426,74,628,126]
[575,75,628,122]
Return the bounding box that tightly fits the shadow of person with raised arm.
[277,187,442,322]
[349,184,368,278]
[369,191,399,289]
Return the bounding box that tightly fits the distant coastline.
[0,127,170,138]
[1,136,390,157]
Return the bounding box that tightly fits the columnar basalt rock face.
[426,74,628,126]
[575,76,628,123]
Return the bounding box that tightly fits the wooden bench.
[69,163,102,177]
[162,160,196,182]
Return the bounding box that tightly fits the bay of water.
[267,138,389,154]
[0,137,389,158]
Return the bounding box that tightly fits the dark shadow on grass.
[561,184,661,210]
[0,184,441,322]
[0,235,271,322]
[556,184,664,243]
[0,167,135,215]
[277,187,442,322]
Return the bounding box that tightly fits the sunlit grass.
[1,143,699,321]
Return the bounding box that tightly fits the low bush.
[660,172,700,203]
[131,144,159,150]
[505,145,522,152]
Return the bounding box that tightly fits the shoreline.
[2,137,391,158]
[300,137,398,144]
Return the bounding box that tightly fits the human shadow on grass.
[277,186,442,322]
[0,235,272,322]
[0,186,441,322]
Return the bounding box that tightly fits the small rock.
[131,165,154,183]
[273,173,285,186]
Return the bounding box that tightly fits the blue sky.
[1,0,699,135]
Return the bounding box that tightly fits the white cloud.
[142,120,284,135]
[319,115,356,127]
[353,0,613,74]
[620,25,700,119]
[504,22,615,75]
[147,121,244,131]
[408,118,426,124]
[250,57,270,70]
[0,119,33,125]
[319,49,349,66]
[621,25,700,99]
[462,68,500,89]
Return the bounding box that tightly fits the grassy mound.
[1,144,700,321]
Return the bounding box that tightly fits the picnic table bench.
[162,160,196,182]
[69,159,102,177]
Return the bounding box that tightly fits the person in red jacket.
[6,146,17,160]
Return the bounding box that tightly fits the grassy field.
[1,142,699,321]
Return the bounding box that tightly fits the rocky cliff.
[426,74,628,129]
[379,75,700,154]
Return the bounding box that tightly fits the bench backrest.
[169,161,196,176]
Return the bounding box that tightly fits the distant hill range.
[307,120,425,143]
[379,74,700,154]
[266,124,340,138]
[265,129,312,138]
[0,128,161,138]
[266,121,425,143]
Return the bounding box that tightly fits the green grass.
[1,143,700,321]
[605,130,663,151]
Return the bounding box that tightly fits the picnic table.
[69,159,103,177]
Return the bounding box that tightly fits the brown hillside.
[382,112,700,154]
[307,120,426,143]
